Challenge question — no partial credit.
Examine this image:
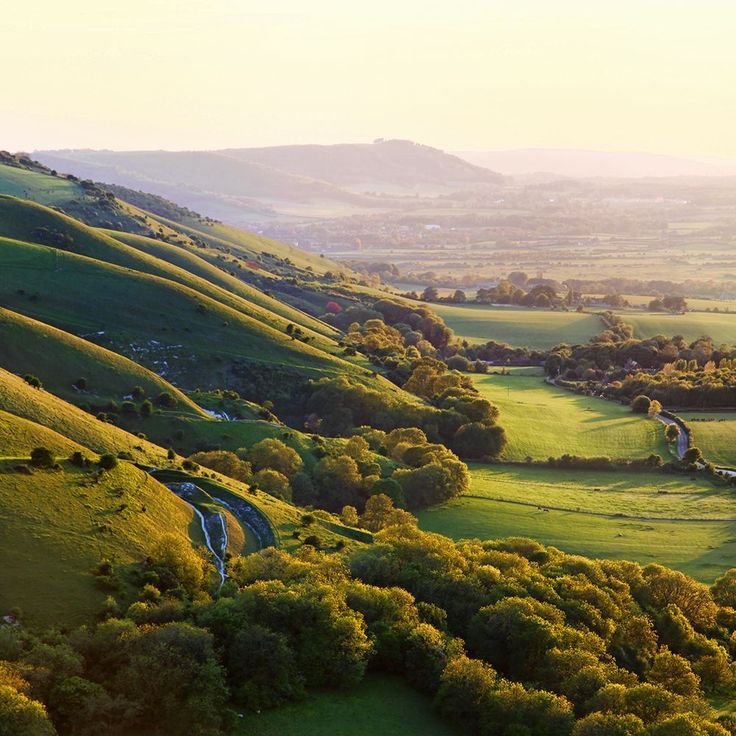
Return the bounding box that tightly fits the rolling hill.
[34,140,505,222]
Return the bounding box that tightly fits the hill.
[220,139,504,192]
[0,409,197,626]
[34,141,504,222]
[0,307,207,414]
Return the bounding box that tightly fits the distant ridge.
[34,140,504,223]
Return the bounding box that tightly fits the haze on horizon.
[4,0,735,160]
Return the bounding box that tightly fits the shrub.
[141,400,153,417]
[631,395,652,414]
[98,454,119,471]
[23,374,42,389]
[30,447,54,468]
[156,391,177,408]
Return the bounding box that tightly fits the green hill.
[0,367,167,463]
[0,409,197,627]
[0,234,376,407]
[0,307,206,415]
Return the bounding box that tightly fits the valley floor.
[418,463,736,582]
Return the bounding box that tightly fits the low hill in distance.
[34,140,505,223]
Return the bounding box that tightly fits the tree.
[647,647,700,696]
[647,400,662,418]
[421,286,439,302]
[682,447,702,465]
[227,624,305,711]
[0,685,56,736]
[452,422,507,460]
[359,494,416,532]
[98,454,118,471]
[141,400,154,417]
[148,534,206,595]
[248,438,302,479]
[189,451,251,483]
[253,469,291,501]
[665,424,680,444]
[156,391,177,408]
[23,374,42,389]
[30,447,54,468]
[572,712,645,736]
[340,506,359,526]
[711,568,736,607]
[631,395,652,414]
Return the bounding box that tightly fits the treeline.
[187,429,470,512]
[6,529,736,735]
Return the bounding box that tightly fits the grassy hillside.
[0,367,166,463]
[0,411,197,627]
[418,463,736,582]
[621,310,736,344]
[0,235,376,403]
[474,371,670,461]
[0,307,206,415]
[430,303,601,348]
[0,196,341,345]
[105,228,339,340]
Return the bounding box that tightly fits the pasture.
[417,464,736,582]
[236,674,460,736]
[474,372,670,461]
[430,303,601,349]
[620,310,736,344]
[679,412,736,467]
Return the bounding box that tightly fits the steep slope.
[0,196,339,346]
[0,367,167,463]
[103,229,339,339]
[0,234,374,405]
[0,307,207,414]
[0,410,197,627]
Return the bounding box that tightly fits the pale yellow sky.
[3,0,735,157]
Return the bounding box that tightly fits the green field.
[417,464,736,582]
[237,674,459,736]
[679,412,736,467]
[620,310,736,344]
[474,372,670,461]
[430,303,601,348]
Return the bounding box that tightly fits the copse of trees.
[4,530,736,736]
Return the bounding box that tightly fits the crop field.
[430,303,601,348]
[619,310,736,344]
[417,464,736,582]
[237,674,460,736]
[679,412,736,467]
[474,372,670,461]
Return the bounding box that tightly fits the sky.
[3,0,736,157]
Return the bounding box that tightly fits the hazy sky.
[4,0,735,156]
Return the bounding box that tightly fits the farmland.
[430,303,601,348]
[417,463,736,582]
[619,310,736,345]
[680,412,736,467]
[473,370,671,461]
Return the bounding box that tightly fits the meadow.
[430,303,601,348]
[620,310,736,344]
[237,674,460,736]
[679,412,736,467]
[417,464,736,582]
[473,371,670,461]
